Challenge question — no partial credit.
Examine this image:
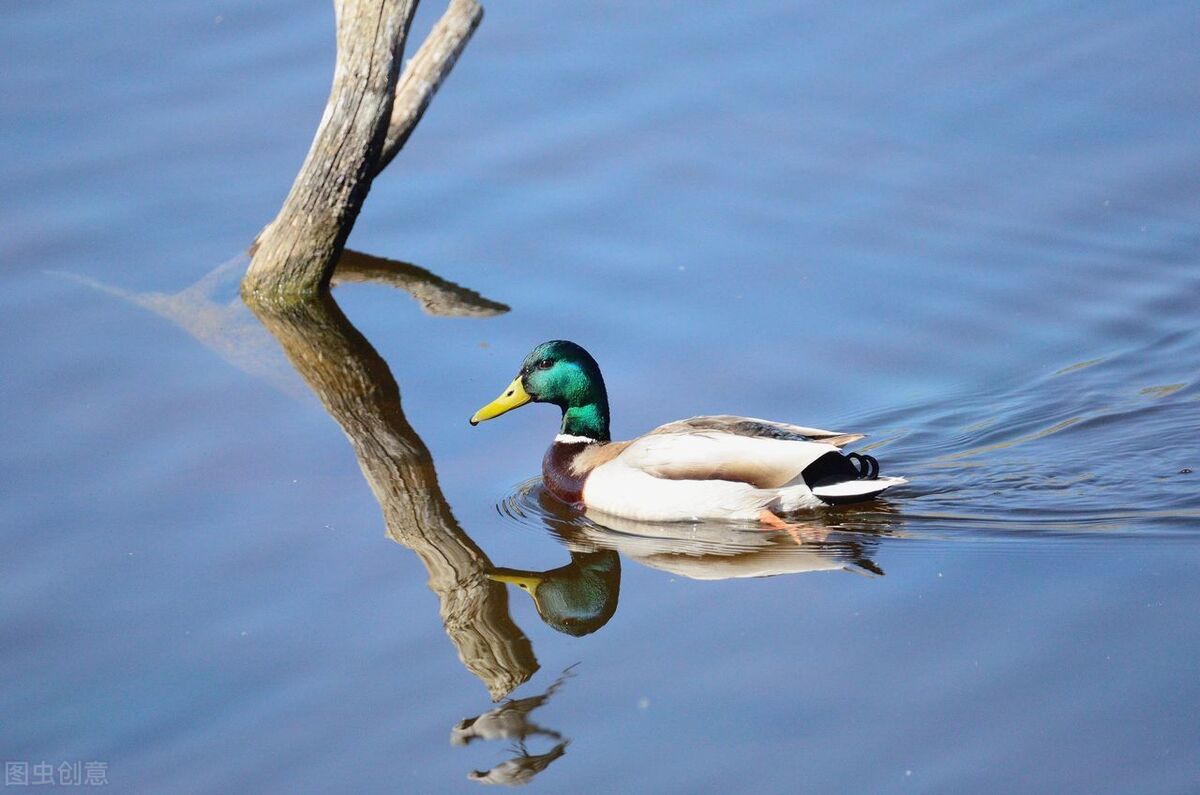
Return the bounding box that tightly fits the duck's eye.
[536,359,553,370]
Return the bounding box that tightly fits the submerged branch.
[333,249,508,316]
[58,245,507,396]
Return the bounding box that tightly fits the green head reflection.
[489,550,620,637]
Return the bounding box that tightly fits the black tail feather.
[845,453,879,479]
[802,451,879,489]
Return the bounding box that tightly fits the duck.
[469,340,905,525]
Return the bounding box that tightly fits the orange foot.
[758,509,830,545]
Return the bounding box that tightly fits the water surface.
[2,1,1199,792]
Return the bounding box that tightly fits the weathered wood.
[243,0,484,302]
[243,0,416,300]
[249,291,538,700]
[377,0,484,175]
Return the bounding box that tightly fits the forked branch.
[243,0,484,302]
[378,0,484,175]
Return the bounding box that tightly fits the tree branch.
[376,0,484,176]
[243,0,485,303]
[243,0,418,300]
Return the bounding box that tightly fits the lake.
[2,0,1199,792]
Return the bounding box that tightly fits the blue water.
[2,1,1199,792]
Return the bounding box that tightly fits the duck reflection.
[490,551,620,637]
[490,485,893,635]
[575,506,889,580]
[453,666,575,786]
[468,742,569,786]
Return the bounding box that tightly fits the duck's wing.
[615,424,842,489]
[647,415,864,448]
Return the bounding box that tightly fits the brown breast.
[542,441,592,505]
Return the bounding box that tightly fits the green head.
[470,340,611,441]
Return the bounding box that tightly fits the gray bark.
[377,0,484,175]
[242,0,483,301]
[237,0,519,698]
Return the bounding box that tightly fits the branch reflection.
[246,253,536,700]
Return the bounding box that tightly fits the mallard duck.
[470,340,905,524]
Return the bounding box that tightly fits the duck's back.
[644,415,864,447]
[615,422,841,490]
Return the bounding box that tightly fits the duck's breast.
[542,440,591,505]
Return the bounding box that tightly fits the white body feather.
[579,422,904,521]
[584,461,819,521]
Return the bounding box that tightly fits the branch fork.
[243,0,484,302]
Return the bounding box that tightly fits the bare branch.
[243,0,418,301]
[376,0,484,175]
[243,0,486,302]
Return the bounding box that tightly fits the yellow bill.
[487,570,544,593]
[470,377,531,425]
